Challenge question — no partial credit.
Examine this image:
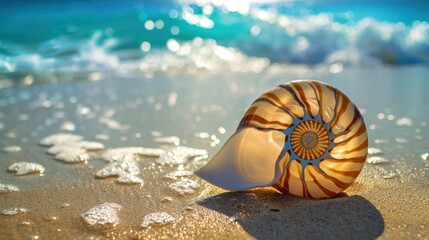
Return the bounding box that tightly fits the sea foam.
[1,4,428,81]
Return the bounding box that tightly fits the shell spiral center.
[291,120,329,160]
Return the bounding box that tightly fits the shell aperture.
[194,80,368,199]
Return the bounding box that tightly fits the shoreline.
[0,66,428,239]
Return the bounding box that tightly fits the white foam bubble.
[60,121,76,131]
[55,149,90,163]
[374,139,389,144]
[157,146,208,165]
[8,162,45,175]
[41,133,104,163]
[5,132,17,139]
[368,147,384,156]
[169,179,200,196]
[396,117,413,127]
[2,207,27,216]
[78,141,105,150]
[367,156,390,164]
[96,156,144,185]
[228,213,242,222]
[0,183,19,193]
[60,203,70,208]
[421,153,429,161]
[395,137,408,143]
[160,196,174,203]
[47,141,104,155]
[100,147,165,162]
[81,202,122,229]
[95,134,110,140]
[194,132,210,139]
[47,143,80,155]
[3,145,21,153]
[140,212,175,228]
[154,136,180,146]
[164,170,193,180]
[150,131,163,137]
[381,172,397,179]
[116,175,144,184]
[39,134,83,146]
[218,127,226,134]
[99,117,129,130]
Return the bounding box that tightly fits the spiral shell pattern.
[237,80,368,199]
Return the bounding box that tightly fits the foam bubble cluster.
[81,203,122,229]
[368,147,384,156]
[367,156,390,165]
[140,212,175,228]
[96,156,144,185]
[54,149,90,163]
[39,134,83,146]
[2,207,27,216]
[164,170,193,180]
[169,179,201,196]
[100,147,164,161]
[40,133,104,163]
[0,183,19,193]
[157,147,208,165]
[8,162,45,175]
[154,136,181,146]
[2,145,21,153]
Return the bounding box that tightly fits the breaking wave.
[1,1,428,76]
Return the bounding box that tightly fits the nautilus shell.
[195,80,368,199]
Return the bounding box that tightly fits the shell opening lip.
[194,127,285,191]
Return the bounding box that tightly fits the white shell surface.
[194,127,285,190]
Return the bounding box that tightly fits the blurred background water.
[0,0,428,86]
[1,2,429,238]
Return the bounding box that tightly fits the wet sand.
[0,66,428,239]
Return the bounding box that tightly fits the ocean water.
[0,0,429,87]
[1,1,429,239]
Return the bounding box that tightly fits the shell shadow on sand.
[199,189,384,240]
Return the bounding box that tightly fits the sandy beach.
[0,66,428,239]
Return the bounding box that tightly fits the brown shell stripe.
[257,92,301,118]
[312,166,352,189]
[239,107,291,130]
[312,82,324,119]
[291,83,313,117]
[327,87,340,124]
[331,91,351,128]
[334,122,366,147]
[306,168,337,197]
[279,85,307,115]
[341,139,368,155]
[275,163,291,194]
[330,156,367,163]
[321,165,362,178]
[300,165,308,197]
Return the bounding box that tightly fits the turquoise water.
[0,0,429,84]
